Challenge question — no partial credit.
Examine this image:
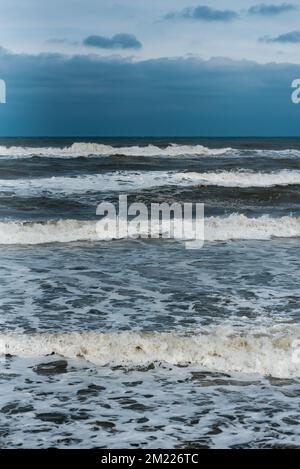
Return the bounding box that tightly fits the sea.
[0,137,300,449]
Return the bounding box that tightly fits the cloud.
[248,3,296,16]
[165,5,238,22]
[0,48,299,137]
[46,38,78,46]
[260,31,300,43]
[46,38,70,44]
[83,34,142,50]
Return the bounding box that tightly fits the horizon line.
[1,136,300,139]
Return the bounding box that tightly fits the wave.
[181,169,300,188]
[0,143,232,158]
[2,142,300,159]
[1,170,300,196]
[204,214,300,241]
[0,171,171,195]
[1,327,300,378]
[1,214,300,245]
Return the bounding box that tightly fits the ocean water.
[0,137,300,448]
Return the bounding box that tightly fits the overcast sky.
[1,1,300,136]
[2,0,300,63]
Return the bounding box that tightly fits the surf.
[0,142,232,158]
[1,170,300,197]
[1,326,299,378]
[1,214,300,245]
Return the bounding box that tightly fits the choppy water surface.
[0,138,300,448]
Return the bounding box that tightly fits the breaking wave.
[2,143,300,159]
[1,170,300,196]
[0,143,232,158]
[181,169,300,188]
[0,214,300,245]
[1,327,300,378]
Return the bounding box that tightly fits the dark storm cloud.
[165,5,238,22]
[260,31,300,43]
[248,3,296,16]
[0,47,299,136]
[83,34,142,50]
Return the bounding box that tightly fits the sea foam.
[0,214,300,245]
[0,143,232,158]
[1,170,300,197]
[1,326,300,378]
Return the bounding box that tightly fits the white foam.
[0,219,100,245]
[2,143,300,159]
[204,214,300,241]
[1,326,300,378]
[181,169,300,188]
[1,170,300,196]
[0,143,231,158]
[0,214,300,245]
[0,171,171,195]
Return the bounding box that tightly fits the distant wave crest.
[0,143,232,158]
[2,142,300,159]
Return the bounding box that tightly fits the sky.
[1,0,300,136]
